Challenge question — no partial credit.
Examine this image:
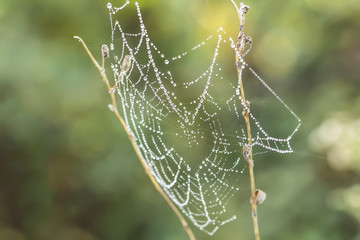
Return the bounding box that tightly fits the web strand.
[105,1,301,235]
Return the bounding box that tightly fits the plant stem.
[229,1,261,240]
[74,36,196,240]
[238,69,260,240]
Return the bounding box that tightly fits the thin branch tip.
[73,36,83,42]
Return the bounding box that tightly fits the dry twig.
[230,1,262,240]
[74,36,196,240]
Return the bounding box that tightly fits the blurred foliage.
[1,0,360,239]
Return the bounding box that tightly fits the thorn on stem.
[230,1,250,30]
[252,209,257,217]
[242,100,251,116]
[121,55,132,73]
[250,189,267,206]
[240,2,250,15]
[237,32,253,57]
[243,144,253,167]
[108,104,115,112]
[102,44,110,58]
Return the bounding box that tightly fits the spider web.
[105,1,301,235]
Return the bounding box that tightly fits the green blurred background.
[1,0,360,239]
